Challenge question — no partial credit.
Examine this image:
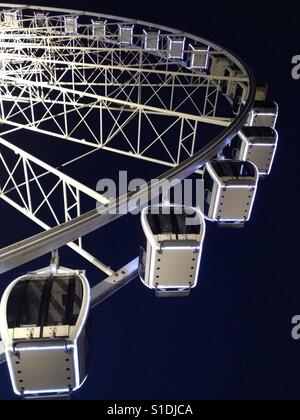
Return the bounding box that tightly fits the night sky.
[0,0,299,400]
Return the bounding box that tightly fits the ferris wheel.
[0,4,278,399]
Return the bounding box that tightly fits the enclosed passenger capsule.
[255,82,268,102]
[0,266,91,397]
[203,160,259,227]
[139,205,206,297]
[232,81,269,116]
[143,29,160,51]
[221,65,244,98]
[224,127,278,176]
[64,16,78,35]
[118,24,134,45]
[247,100,279,128]
[92,20,106,40]
[232,81,247,115]
[210,54,231,77]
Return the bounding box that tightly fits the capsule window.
[238,162,257,177]
[118,24,134,45]
[220,68,231,94]
[233,83,245,114]
[243,126,275,139]
[167,37,185,60]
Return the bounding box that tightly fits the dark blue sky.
[0,0,299,400]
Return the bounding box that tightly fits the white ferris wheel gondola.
[0,2,278,400]
[0,265,91,397]
[224,127,279,176]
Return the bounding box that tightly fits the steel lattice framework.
[0,4,256,367]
